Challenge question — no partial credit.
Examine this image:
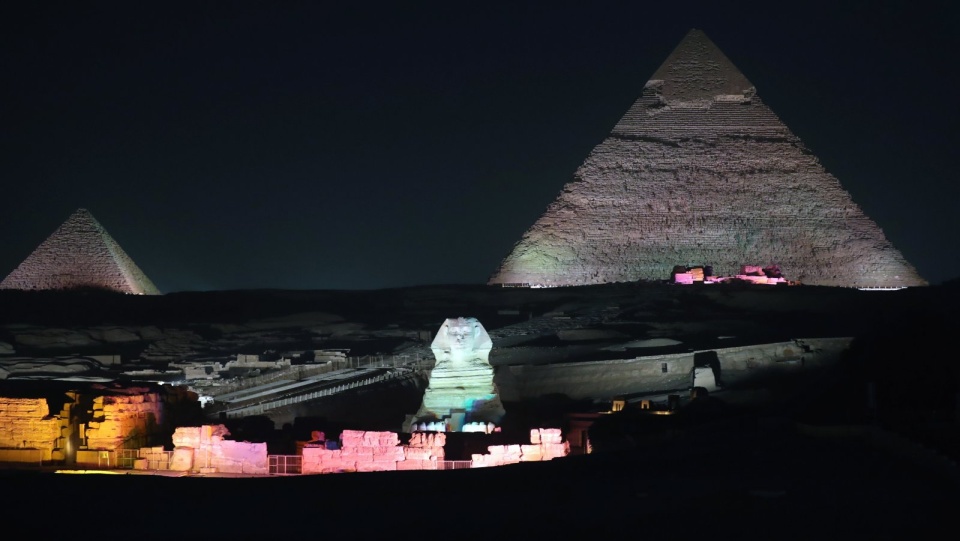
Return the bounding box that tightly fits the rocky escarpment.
[489,29,925,289]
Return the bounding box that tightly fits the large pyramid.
[488,29,926,289]
[0,208,160,295]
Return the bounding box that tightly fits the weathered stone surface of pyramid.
[0,209,160,295]
[489,29,926,288]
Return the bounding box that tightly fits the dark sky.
[2,1,958,292]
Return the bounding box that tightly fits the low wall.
[495,337,853,400]
[167,425,269,474]
[0,398,61,462]
[471,428,570,467]
[0,449,45,464]
[301,430,446,474]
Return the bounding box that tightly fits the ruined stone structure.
[488,29,925,289]
[471,428,570,467]
[0,398,64,462]
[162,424,268,474]
[407,317,506,432]
[83,392,164,450]
[301,429,447,473]
[1,208,160,295]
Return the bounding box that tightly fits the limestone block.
[471,454,494,467]
[521,444,543,460]
[340,446,373,460]
[358,460,397,472]
[372,446,405,462]
[170,448,194,471]
[403,447,430,460]
[543,442,570,459]
[218,440,267,472]
[376,432,400,446]
[539,428,563,444]
[322,462,357,473]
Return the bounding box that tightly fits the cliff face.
[0,208,160,295]
[489,29,925,289]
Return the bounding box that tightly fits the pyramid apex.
[648,29,754,102]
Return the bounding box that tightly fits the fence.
[219,367,426,419]
[199,353,433,399]
[269,455,303,475]
[116,449,140,469]
[438,460,472,470]
[143,450,173,470]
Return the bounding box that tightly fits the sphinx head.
[431,317,492,361]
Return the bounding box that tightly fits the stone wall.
[0,398,61,461]
[471,428,570,467]
[84,392,163,450]
[301,430,446,474]
[165,424,268,474]
[496,337,853,400]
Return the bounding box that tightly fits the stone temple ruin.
[405,317,506,432]
[0,208,160,295]
[488,29,926,289]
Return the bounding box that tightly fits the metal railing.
[219,368,424,418]
[438,460,472,470]
[269,455,302,475]
[116,449,140,469]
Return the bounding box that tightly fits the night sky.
[2,2,957,292]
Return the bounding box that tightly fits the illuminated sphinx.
[407,317,505,432]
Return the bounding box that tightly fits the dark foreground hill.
[0,282,958,538]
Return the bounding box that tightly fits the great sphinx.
[407,317,505,432]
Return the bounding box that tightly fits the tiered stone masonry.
[0,208,160,294]
[160,424,268,474]
[0,398,62,460]
[83,392,164,450]
[488,29,925,289]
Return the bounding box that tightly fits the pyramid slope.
[489,29,925,288]
[0,209,161,295]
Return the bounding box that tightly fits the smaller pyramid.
[0,209,160,295]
